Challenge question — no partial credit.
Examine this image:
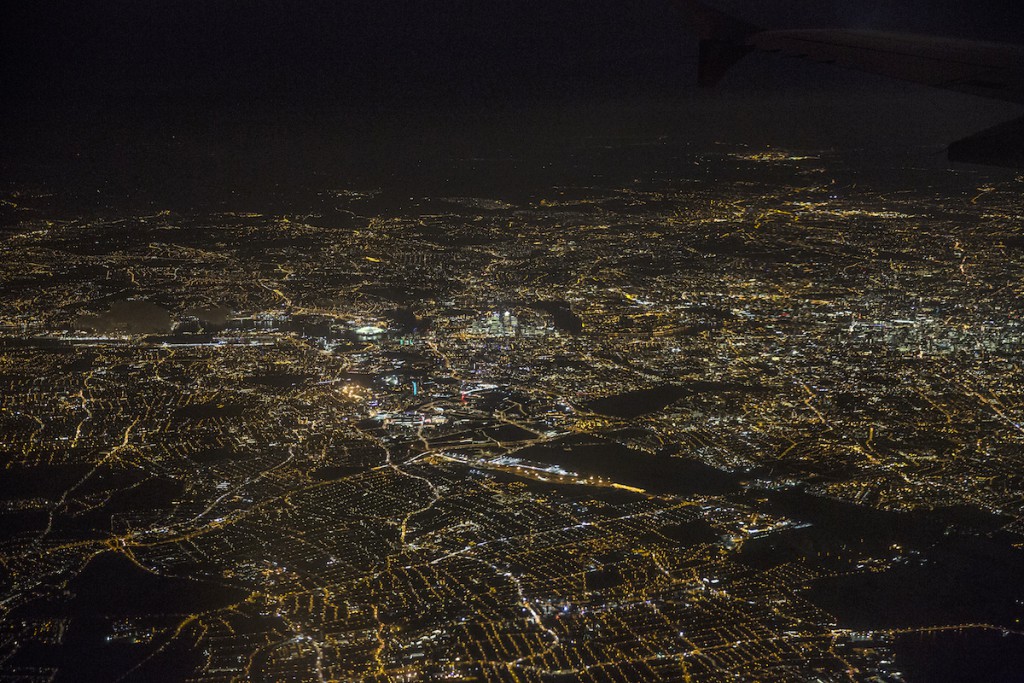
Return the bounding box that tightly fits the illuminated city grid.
[1,149,1023,681]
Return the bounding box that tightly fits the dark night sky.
[1,1,1022,210]
[3,0,1022,109]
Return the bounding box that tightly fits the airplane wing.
[680,0,1024,167]
[745,30,1024,104]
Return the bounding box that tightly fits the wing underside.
[747,30,1024,104]
[680,0,1024,167]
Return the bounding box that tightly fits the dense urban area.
[1,147,1023,681]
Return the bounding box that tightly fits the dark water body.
[893,630,1024,683]
[174,402,246,419]
[514,435,741,497]
[737,488,1024,628]
[144,332,218,345]
[482,424,536,442]
[387,306,431,335]
[586,380,769,419]
[245,372,313,388]
[342,371,377,387]
[0,464,93,500]
[35,473,179,537]
[584,385,694,419]
[734,488,1024,682]
[740,488,961,559]
[68,552,248,618]
[0,337,78,350]
[528,300,583,335]
[805,536,1024,630]
[0,509,50,536]
[99,477,183,515]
